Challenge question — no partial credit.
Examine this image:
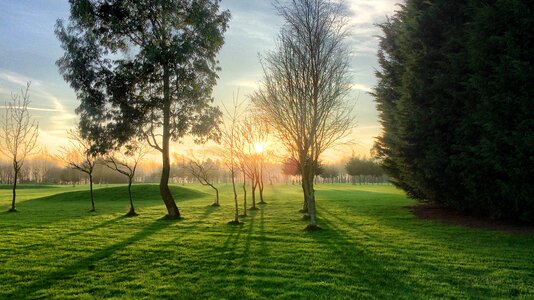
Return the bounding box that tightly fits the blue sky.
[0,0,399,159]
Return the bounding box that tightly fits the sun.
[253,142,268,154]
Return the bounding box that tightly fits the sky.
[0,0,400,162]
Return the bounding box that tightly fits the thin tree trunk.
[127,178,137,216]
[208,182,219,206]
[259,180,265,204]
[250,176,257,209]
[89,173,95,212]
[258,165,266,204]
[259,169,266,204]
[231,168,239,223]
[160,65,180,219]
[242,172,247,216]
[10,167,18,212]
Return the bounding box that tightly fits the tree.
[56,0,230,219]
[0,82,39,212]
[253,0,354,230]
[242,115,270,205]
[105,141,148,216]
[281,157,299,178]
[60,129,98,212]
[220,93,244,224]
[320,165,339,184]
[346,157,383,184]
[374,1,534,221]
[236,117,264,210]
[186,156,220,207]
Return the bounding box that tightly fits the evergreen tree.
[374,0,533,221]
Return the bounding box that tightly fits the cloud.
[351,83,373,93]
[0,69,77,150]
[227,78,260,89]
[0,69,42,87]
[345,0,399,55]
[0,105,62,112]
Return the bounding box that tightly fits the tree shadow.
[1,185,209,228]
[8,218,173,299]
[307,216,427,298]
[316,205,494,297]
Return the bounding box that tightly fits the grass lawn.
[0,183,533,299]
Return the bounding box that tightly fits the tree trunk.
[214,187,219,206]
[231,167,239,223]
[300,180,309,213]
[302,173,318,229]
[242,172,247,216]
[250,175,257,209]
[160,65,180,219]
[258,181,265,204]
[89,173,95,212]
[258,171,266,204]
[9,167,18,212]
[127,178,137,216]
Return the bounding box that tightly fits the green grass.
[0,183,533,299]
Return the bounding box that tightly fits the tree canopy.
[374,0,534,222]
[56,0,230,218]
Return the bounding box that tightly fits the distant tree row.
[281,156,386,185]
[374,1,533,222]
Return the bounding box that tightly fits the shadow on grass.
[308,216,426,297]
[316,204,494,297]
[2,185,210,227]
[9,218,174,299]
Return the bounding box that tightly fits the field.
[0,183,533,299]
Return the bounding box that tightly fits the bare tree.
[0,82,39,212]
[105,142,148,216]
[253,0,354,230]
[59,129,98,212]
[220,92,245,224]
[186,156,221,207]
[236,118,262,210]
[242,115,271,205]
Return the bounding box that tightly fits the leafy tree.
[374,0,534,221]
[281,157,299,177]
[56,0,230,219]
[253,0,354,230]
[320,165,339,184]
[0,82,39,212]
[346,157,383,184]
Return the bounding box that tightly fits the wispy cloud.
[345,0,399,55]
[351,83,373,93]
[0,69,42,87]
[0,105,62,112]
[0,69,77,150]
[227,78,260,89]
